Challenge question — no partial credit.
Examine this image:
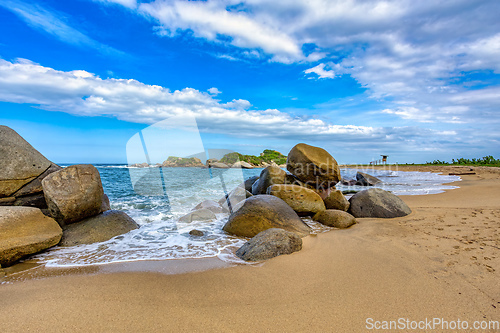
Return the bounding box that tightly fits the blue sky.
[0,0,499,164]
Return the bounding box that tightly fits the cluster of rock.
[0,126,138,267]
[341,171,382,187]
[184,143,412,262]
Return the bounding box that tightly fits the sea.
[33,166,461,267]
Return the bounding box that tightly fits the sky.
[0,0,499,164]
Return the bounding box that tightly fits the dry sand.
[1,166,499,332]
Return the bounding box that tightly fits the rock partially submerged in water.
[223,195,310,238]
[42,164,104,226]
[0,206,62,266]
[236,228,302,261]
[60,210,139,246]
[323,189,350,211]
[348,188,411,218]
[313,210,357,229]
[179,208,217,223]
[356,172,382,186]
[267,184,325,216]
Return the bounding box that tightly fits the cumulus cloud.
[0,0,123,56]
[304,63,335,79]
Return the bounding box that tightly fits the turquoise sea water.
[33,166,460,267]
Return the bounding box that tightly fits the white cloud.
[207,87,221,95]
[304,63,335,79]
[95,0,137,9]
[0,0,123,56]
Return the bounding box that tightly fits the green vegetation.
[220,149,287,166]
[165,156,202,166]
[426,155,500,167]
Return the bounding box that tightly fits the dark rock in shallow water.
[240,176,259,192]
[42,164,104,226]
[222,195,310,238]
[286,143,341,189]
[267,184,325,216]
[252,166,287,195]
[189,229,204,237]
[60,210,138,246]
[323,189,350,211]
[0,206,62,266]
[313,210,356,229]
[0,126,52,197]
[236,228,302,261]
[348,188,411,218]
[179,209,216,223]
[355,172,382,186]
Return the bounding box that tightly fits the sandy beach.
[1,165,499,332]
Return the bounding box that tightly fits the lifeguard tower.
[381,155,388,165]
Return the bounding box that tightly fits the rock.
[341,179,357,186]
[235,228,302,261]
[232,161,254,169]
[0,206,62,266]
[59,210,139,247]
[178,209,216,223]
[313,210,356,229]
[100,194,111,212]
[162,156,204,167]
[222,195,310,238]
[42,164,104,226]
[193,200,223,214]
[0,126,52,197]
[14,193,47,208]
[219,186,253,213]
[267,184,325,216]
[251,166,287,195]
[189,229,204,237]
[348,188,412,218]
[130,162,150,168]
[0,197,16,206]
[355,172,382,186]
[12,163,62,198]
[323,189,350,211]
[286,143,341,190]
[239,176,259,192]
[209,162,230,169]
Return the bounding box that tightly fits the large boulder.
[267,184,325,216]
[323,189,350,211]
[0,206,62,266]
[178,208,216,223]
[42,164,104,226]
[235,228,302,261]
[239,176,259,192]
[222,195,310,238]
[356,172,382,186]
[313,210,357,229]
[209,162,230,169]
[348,188,412,218]
[0,126,52,197]
[286,143,341,189]
[59,210,139,247]
[252,166,287,195]
[219,186,253,213]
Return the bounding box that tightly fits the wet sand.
[1,166,499,332]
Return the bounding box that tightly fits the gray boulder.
[356,172,382,186]
[236,228,302,261]
[0,126,52,197]
[286,143,341,189]
[348,188,412,218]
[42,164,104,226]
[209,162,230,169]
[60,210,139,246]
[313,210,357,229]
[323,189,350,211]
[193,200,223,214]
[252,166,287,195]
[222,195,310,238]
[0,206,62,266]
[239,176,259,192]
[179,208,216,223]
[267,184,325,216]
[232,161,254,169]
